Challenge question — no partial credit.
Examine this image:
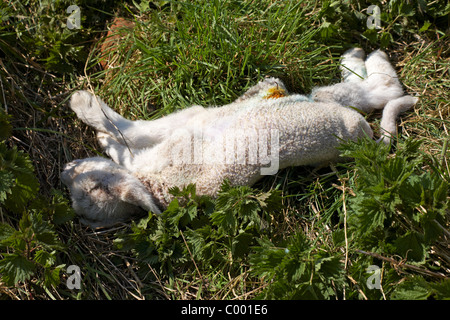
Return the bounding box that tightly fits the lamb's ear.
[377,95,418,144]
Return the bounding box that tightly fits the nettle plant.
[114,135,450,299]
[338,138,450,299]
[248,138,450,299]
[0,111,74,289]
[114,180,283,274]
[341,137,448,263]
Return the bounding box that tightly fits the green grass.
[0,0,449,300]
[91,0,340,118]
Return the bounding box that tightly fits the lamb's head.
[61,157,112,188]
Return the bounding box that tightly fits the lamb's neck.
[135,173,174,211]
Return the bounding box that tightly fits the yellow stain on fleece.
[263,87,287,99]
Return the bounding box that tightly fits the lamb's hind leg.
[340,47,367,83]
[61,157,161,228]
[311,48,406,113]
[311,48,373,112]
[361,50,404,110]
[97,132,134,168]
[311,48,418,143]
[362,50,418,143]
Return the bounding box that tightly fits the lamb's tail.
[377,95,418,144]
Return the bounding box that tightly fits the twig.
[230,281,270,300]
[0,67,7,113]
[355,249,448,280]
[146,263,172,300]
[440,138,448,170]
[346,275,368,300]
[342,180,349,270]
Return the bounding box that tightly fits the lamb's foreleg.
[61,157,161,228]
[70,90,206,150]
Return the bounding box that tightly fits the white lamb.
[61,48,418,228]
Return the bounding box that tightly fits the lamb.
[61,48,418,228]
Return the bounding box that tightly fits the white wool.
[62,48,418,228]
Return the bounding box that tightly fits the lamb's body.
[62,48,418,228]
[133,96,372,207]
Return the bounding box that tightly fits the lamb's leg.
[70,90,135,144]
[312,49,416,112]
[97,132,134,167]
[311,48,417,143]
[377,95,418,144]
[362,50,418,143]
[70,90,206,149]
[61,157,161,228]
[312,48,373,111]
[361,50,405,110]
[311,48,372,111]
[340,48,367,83]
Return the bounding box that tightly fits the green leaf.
[392,277,450,300]
[399,2,415,17]
[419,21,432,33]
[0,170,15,203]
[348,195,386,235]
[0,253,36,286]
[362,28,378,44]
[47,190,76,225]
[43,264,64,287]
[391,276,436,300]
[250,238,286,279]
[0,144,39,213]
[0,222,16,243]
[255,189,282,212]
[380,32,394,48]
[314,254,344,281]
[211,209,236,235]
[401,174,426,207]
[394,231,426,262]
[231,231,254,259]
[33,250,56,267]
[422,218,443,244]
[320,21,338,39]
